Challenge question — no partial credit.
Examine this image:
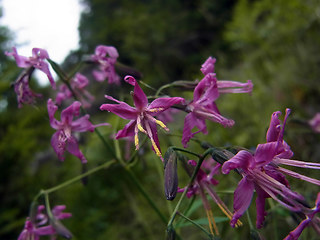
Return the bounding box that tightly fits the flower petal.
[51,130,66,161]
[222,150,253,174]
[147,97,184,116]
[182,112,207,148]
[231,177,254,227]
[124,75,148,110]
[60,101,81,124]
[254,142,278,167]
[115,120,136,139]
[100,100,137,120]
[47,99,60,129]
[200,57,216,75]
[255,186,268,228]
[66,136,87,163]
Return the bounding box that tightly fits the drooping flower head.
[90,45,120,84]
[55,73,94,108]
[100,75,184,159]
[18,205,72,240]
[6,47,56,89]
[182,57,253,147]
[48,99,108,163]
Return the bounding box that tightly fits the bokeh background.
[1,0,320,239]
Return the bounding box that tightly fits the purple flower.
[48,99,108,163]
[6,47,56,89]
[284,193,320,240]
[182,57,253,147]
[222,109,320,228]
[222,143,305,228]
[13,68,42,108]
[90,45,120,84]
[18,205,71,240]
[55,73,94,108]
[100,75,184,158]
[309,113,320,133]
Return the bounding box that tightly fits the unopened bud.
[164,148,178,201]
[166,226,176,240]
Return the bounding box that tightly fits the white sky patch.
[1,0,84,85]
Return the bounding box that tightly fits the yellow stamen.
[154,119,169,131]
[151,139,162,157]
[134,133,139,150]
[148,107,164,113]
[206,209,219,236]
[137,123,147,133]
[216,203,242,227]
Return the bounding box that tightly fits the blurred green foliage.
[1,0,320,239]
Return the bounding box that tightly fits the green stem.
[44,160,116,194]
[171,147,202,158]
[125,167,167,224]
[168,149,213,227]
[176,212,214,239]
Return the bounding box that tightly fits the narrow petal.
[71,115,95,132]
[6,47,31,68]
[100,101,137,120]
[200,57,216,75]
[32,48,50,59]
[124,75,148,110]
[266,111,282,142]
[51,130,66,161]
[66,136,87,163]
[254,142,278,167]
[182,112,207,148]
[284,219,311,240]
[47,99,60,129]
[144,120,162,158]
[194,74,219,104]
[115,120,136,139]
[231,177,254,227]
[61,101,81,124]
[222,150,253,174]
[217,80,253,94]
[255,186,268,228]
[147,97,184,116]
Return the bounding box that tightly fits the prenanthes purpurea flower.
[6,47,56,89]
[182,57,253,147]
[100,75,184,159]
[48,99,108,163]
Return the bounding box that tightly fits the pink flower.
[90,45,120,84]
[182,57,253,147]
[6,47,56,89]
[55,73,94,108]
[100,75,184,158]
[48,99,108,163]
[18,205,72,240]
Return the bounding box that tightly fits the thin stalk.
[125,167,167,224]
[168,148,214,227]
[171,147,202,158]
[176,212,214,239]
[43,160,116,194]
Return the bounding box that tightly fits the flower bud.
[164,148,178,201]
[166,226,176,240]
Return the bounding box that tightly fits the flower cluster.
[18,205,72,240]
[7,44,320,240]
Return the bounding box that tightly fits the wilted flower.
[90,45,120,84]
[48,99,108,163]
[182,57,253,147]
[18,205,72,240]
[100,76,184,159]
[6,47,56,89]
[55,73,94,108]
